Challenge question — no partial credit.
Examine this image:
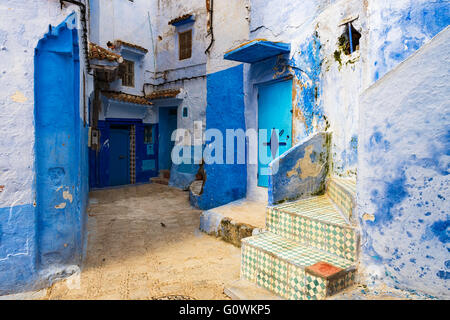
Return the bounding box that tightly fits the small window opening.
[179,30,192,60]
[144,126,153,144]
[182,107,188,118]
[120,59,135,87]
[338,22,361,55]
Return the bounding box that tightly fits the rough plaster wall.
[94,0,155,96]
[248,0,364,180]
[0,0,89,294]
[177,78,206,140]
[144,0,208,141]
[247,0,449,183]
[367,0,450,84]
[313,0,366,177]
[0,0,80,210]
[152,0,207,75]
[358,27,450,298]
[206,0,250,74]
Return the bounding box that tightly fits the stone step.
[224,278,284,300]
[241,232,356,300]
[150,177,169,185]
[326,177,356,221]
[159,169,171,179]
[267,195,358,261]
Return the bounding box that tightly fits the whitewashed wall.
[0,0,89,210]
[358,27,450,298]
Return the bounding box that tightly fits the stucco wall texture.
[358,27,450,299]
[0,1,90,294]
[248,0,449,180]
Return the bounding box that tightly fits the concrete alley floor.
[42,183,241,300]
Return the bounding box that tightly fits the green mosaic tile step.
[266,195,359,261]
[272,195,349,227]
[240,232,356,300]
[331,177,356,195]
[242,232,355,270]
[326,177,356,221]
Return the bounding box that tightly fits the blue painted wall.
[91,118,157,188]
[359,27,450,298]
[268,132,329,205]
[34,12,88,271]
[0,13,88,295]
[170,160,200,190]
[0,204,37,294]
[372,0,450,82]
[289,33,324,143]
[190,64,247,210]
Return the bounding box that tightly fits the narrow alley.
[1,0,448,305]
[43,184,240,300]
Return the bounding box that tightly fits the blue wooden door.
[158,107,178,170]
[258,80,292,187]
[109,128,130,186]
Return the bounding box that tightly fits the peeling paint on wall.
[10,91,28,103]
[289,32,324,144]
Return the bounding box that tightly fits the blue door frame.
[257,79,293,187]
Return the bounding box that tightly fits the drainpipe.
[348,22,354,54]
[60,0,91,72]
[205,0,214,54]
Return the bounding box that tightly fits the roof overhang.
[224,39,291,63]
[90,59,120,71]
[169,14,195,27]
[115,40,148,58]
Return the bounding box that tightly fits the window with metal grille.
[179,30,192,60]
[120,59,135,87]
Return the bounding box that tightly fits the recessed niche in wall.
[338,22,361,55]
[182,107,188,118]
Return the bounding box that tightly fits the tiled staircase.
[238,177,358,300]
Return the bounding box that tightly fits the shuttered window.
[179,30,192,60]
[120,59,134,87]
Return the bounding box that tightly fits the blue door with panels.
[258,80,293,187]
[109,127,130,186]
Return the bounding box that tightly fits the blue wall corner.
[34,11,87,270]
[190,64,247,210]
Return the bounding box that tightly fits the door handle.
[119,155,125,159]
